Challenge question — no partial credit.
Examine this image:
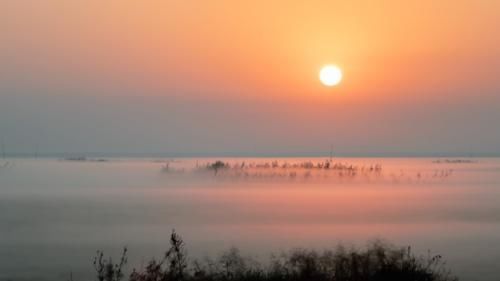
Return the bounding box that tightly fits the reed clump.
[89,230,457,281]
[161,159,454,183]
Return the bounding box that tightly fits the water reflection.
[0,158,499,280]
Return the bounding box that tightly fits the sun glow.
[319,65,342,87]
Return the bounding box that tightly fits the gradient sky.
[1,0,499,156]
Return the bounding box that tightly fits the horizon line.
[2,152,499,158]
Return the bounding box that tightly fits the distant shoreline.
[1,153,499,159]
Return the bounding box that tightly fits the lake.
[0,157,499,281]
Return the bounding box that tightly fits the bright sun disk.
[319,65,342,87]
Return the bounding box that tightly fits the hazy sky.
[1,0,499,156]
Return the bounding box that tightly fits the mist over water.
[1,157,500,281]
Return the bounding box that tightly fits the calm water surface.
[0,157,499,281]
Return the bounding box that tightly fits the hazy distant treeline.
[161,159,453,183]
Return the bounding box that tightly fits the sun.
[319,65,342,87]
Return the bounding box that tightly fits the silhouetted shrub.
[93,248,127,281]
[93,231,458,281]
[208,161,229,175]
[129,229,188,281]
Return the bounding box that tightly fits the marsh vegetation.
[88,230,457,281]
[161,159,453,183]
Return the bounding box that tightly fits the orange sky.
[1,0,499,155]
[3,0,499,99]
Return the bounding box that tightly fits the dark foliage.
[128,229,188,281]
[93,247,128,281]
[92,231,457,281]
[208,161,229,175]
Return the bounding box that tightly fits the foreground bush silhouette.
[91,230,457,281]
